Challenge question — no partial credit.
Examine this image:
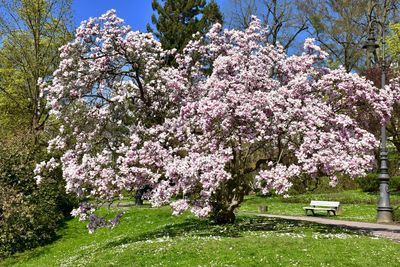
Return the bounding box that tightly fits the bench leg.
[327,210,336,216]
[306,209,314,216]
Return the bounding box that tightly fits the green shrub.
[356,173,380,192]
[390,176,400,192]
[0,185,62,258]
[393,206,400,222]
[0,137,77,258]
[289,175,358,195]
[37,167,79,218]
[356,173,400,193]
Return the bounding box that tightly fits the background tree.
[387,23,400,64]
[297,0,400,72]
[227,0,307,51]
[147,0,223,53]
[297,0,369,72]
[364,0,399,69]
[0,0,76,257]
[0,0,73,144]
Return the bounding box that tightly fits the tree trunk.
[135,189,144,206]
[212,209,236,224]
[135,185,152,205]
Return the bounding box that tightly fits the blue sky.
[72,0,229,31]
[71,0,308,54]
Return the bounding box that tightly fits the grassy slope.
[2,199,400,267]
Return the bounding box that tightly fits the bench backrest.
[310,201,340,208]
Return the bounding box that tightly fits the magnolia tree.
[36,10,399,231]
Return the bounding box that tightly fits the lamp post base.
[377,208,393,223]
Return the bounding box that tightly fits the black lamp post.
[363,22,393,223]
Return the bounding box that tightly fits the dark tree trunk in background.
[135,185,152,205]
[135,190,144,206]
[212,209,236,224]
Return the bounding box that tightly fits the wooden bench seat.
[303,200,340,216]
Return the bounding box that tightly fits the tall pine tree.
[147,0,223,52]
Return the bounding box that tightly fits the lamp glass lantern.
[363,30,379,53]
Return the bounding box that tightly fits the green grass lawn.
[239,190,400,222]
[2,202,400,267]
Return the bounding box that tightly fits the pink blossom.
[43,12,398,231]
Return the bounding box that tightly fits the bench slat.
[309,201,340,207]
[303,207,336,211]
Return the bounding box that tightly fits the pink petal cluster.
[40,11,399,231]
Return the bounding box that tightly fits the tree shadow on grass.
[103,215,364,249]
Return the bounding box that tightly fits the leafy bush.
[288,175,358,195]
[0,137,77,258]
[393,206,400,222]
[37,167,79,218]
[356,173,400,193]
[390,176,400,192]
[0,185,62,257]
[356,173,380,192]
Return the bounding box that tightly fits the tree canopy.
[227,0,307,51]
[0,0,73,143]
[147,0,223,52]
[37,10,400,230]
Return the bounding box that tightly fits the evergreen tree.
[147,0,223,52]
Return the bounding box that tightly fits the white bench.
[303,201,340,216]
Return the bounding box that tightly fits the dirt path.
[242,213,400,241]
